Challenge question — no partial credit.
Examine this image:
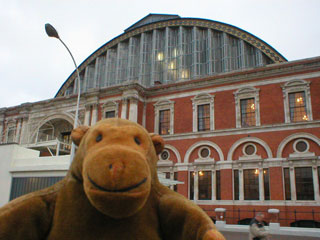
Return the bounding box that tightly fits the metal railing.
[203,208,320,227]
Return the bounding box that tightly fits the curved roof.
[55,15,287,97]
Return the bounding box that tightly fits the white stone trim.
[234,86,260,128]
[281,79,313,123]
[191,93,215,132]
[239,143,261,160]
[312,165,320,202]
[128,98,138,122]
[227,137,273,161]
[154,99,174,135]
[293,139,309,153]
[163,144,181,163]
[102,100,119,119]
[160,149,170,161]
[121,99,128,119]
[184,141,224,163]
[30,113,77,143]
[146,71,320,103]
[289,139,315,158]
[277,133,320,158]
[198,146,211,159]
[162,120,320,141]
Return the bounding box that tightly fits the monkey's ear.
[149,133,164,155]
[71,126,90,146]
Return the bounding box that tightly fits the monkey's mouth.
[87,175,147,193]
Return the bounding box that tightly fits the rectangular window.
[198,171,212,200]
[10,176,64,200]
[263,169,270,200]
[174,172,178,192]
[244,169,259,200]
[295,167,314,200]
[159,109,170,135]
[234,170,239,200]
[283,168,291,200]
[197,104,210,131]
[189,171,194,200]
[288,91,308,122]
[216,170,221,200]
[240,98,256,127]
[165,172,170,179]
[105,110,116,118]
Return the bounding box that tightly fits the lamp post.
[45,23,81,162]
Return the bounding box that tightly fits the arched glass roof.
[55,14,286,97]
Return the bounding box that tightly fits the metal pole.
[57,38,81,162]
[45,24,81,163]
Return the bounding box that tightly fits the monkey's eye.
[134,137,141,145]
[96,134,102,142]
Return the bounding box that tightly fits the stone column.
[128,98,138,122]
[91,104,98,125]
[312,165,320,202]
[121,99,128,119]
[19,116,29,144]
[142,102,146,127]
[84,104,91,126]
[259,168,264,201]
[15,118,22,143]
[239,169,244,201]
[289,167,296,201]
[212,170,216,201]
[194,169,199,201]
[0,122,3,143]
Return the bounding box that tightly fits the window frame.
[191,93,215,132]
[102,101,119,119]
[198,170,212,200]
[295,167,315,201]
[243,169,260,200]
[234,87,260,128]
[154,100,174,135]
[282,79,313,123]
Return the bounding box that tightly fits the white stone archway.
[184,141,224,163]
[276,133,320,158]
[227,137,272,161]
[163,144,181,163]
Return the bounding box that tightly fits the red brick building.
[1,14,319,227]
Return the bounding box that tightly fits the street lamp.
[45,23,81,162]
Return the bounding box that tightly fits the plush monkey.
[0,118,225,240]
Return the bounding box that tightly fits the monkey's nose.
[109,162,125,180]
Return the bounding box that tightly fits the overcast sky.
[1,0,320,108]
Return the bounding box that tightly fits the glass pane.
[216,170,221,200]
[295,167,314,200]
[263,169,270,200]
[240,98,256,127]
[105,111,116,118]
[234,170,239,200]
[197,104,210,131]
[284,168,291,200]
[189,171,194,200]
[159,109,170,135]
[244,169,259,200]
[198,171,212,200]
[289,92,308,122]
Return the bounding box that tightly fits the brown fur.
[0,118,225,240]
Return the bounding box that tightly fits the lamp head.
[45,23,60,39]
